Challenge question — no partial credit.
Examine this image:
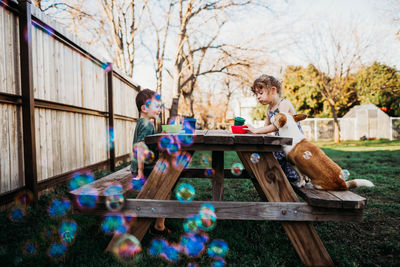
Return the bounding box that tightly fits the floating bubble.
[342,169,350,180]
[41,225,58,241]
[172,151,192,170]
[159,243,180,262]
[180,233,209,257]
[47,243,67,260]
[250,153,260,163]
[200,154,211,165]
[105,194,125,212]
[158,135,175,150]
[204,168,215,177]
[124,211,137,224]
[148,238,168,257]
[183,215,201,233]
[167,142,181,155]
[144,150,155,164]
[208,240,228,259]
[104,183,123,195]
[9,206,25,222]
[58,220,77,246]
[108,127,114,149]
[176,184,195,203]
[176,133,195,147]
[303,151,312,160]
[69,172,94,190]
[231,163,243,176]
[23,241,37,255]
[77,186,98,209]
[154,94,161,101]
[212,258,227,267]
[198,204,217,231]
[112,234,142,262]
[187,263,199,267]
[102,214,127,235]
[155,160,169,173]
[132,176,146,191]
[49,198,71,217]
[132,143,151,162]
[15,191,33,206]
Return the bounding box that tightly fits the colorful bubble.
[176,133,195,147]
[154,94,161,101]
[112,234,142,262]
[176,184,195,203]
[47,243,67,260]
[77,186,98,209]
[69,172,94,190]
[200,154,211,165]
[15,191,33,206]
[101,214,127,235]
[303,151,312,160]
[198,204,217,231]
[124,211,137,223]
[58,220,77,246]
[187,263,199,267]
[144,150,155,164]
[9,206,25,222]
[250,153,260,163]
[132,176,146,191]
[342,169,350,180]
[159,243,180,262]
[132,143,151,162]
[158,135,175,150]
[105,194,125,212]
[212,258,227,267]
[23,241,37,255]
[104,183,123,195]
[172,151,192,170]
[148,238,168,257]
[183,215,200,233]
[108,127,115,149]
[49,198,71,217]
[231,163,243,176]
[180,233,209,257]
[155,160,169,173]
[207,240,228,259]
[167,142,181,155]
[204,168,215,177]
[41,225,58,241]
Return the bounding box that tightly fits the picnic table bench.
[68,130,367,267]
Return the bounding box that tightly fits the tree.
[32,0,140,76]
[354,62,400,116]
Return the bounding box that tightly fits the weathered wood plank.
[1,104,10,192]
[9,104,19,190]
[294,187,343,209]
[238,151,334,267]
[120,200,364,222]
[328,190,366,209]
[212,151,224,201]
[233,133,265,144]
[204,130,234,145]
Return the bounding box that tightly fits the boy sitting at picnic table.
[130,89,172,237]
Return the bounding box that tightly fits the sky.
[132,0,400,91]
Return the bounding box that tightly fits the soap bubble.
[204,168,215,177]
[132,176,146,191]
[69,171,94,190]
[342,169,350,180]
[22,241,37,255]
[58,220,78,246]
[208,240,228,259]
[250,153,260,163]
[112,234,142,262]
[155,159,169,173]
[9,206,26,222]
[105,194,125,212]
[176,184,195,203]
[200,154,211,165]
[77,186,98,209]
[180,233,209,257]
[212,258,227,267]
[172,151,192,170]
[198,203,217,231]
[49,198,71,217]
[47,243,67,260]
[303,151,312,160]
[102,213,127,235]
[183,215,201,233]
[148,238,168,257]
[231,163,243,176]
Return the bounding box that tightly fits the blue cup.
[183,118,196,133]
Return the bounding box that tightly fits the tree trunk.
[330,104,341,143]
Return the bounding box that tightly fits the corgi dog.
[272,112,374,191]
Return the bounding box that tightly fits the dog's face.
[272,113,307,129]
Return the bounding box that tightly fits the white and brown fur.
[272,112,374,190]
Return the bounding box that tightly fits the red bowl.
[231,125,248,134]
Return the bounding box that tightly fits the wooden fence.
[0,0,142,204]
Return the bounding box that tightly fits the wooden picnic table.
[104,130,336,266]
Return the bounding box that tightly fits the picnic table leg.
[212,151,224,201]
[105,151,188,252]
[237,152,334,267]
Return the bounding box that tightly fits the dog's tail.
[346,179,374,189]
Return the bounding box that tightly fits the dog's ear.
[273,113,287,128]
[293,114,307,122]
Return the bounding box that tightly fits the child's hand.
[137,169,145,179]
[243,124,257,134]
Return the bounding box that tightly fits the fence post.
[390,117,393,141]
[106,63,116,172]
[18,0,38,204]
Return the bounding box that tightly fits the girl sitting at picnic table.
[244,74,304,185]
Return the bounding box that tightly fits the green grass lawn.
[1,140,399,266]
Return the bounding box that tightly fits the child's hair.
[136,89,156,112]
[251,75,282,96]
